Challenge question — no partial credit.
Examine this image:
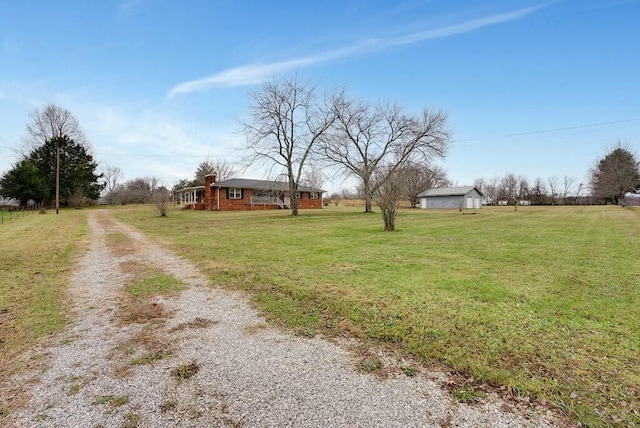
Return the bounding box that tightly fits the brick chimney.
[204,173,216,210]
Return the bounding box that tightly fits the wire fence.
[0,204,43,225]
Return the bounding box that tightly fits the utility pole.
[56,146,60,214]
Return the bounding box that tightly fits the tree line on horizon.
[473,144,640,207]
[1,91,638,223]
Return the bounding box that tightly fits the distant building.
[418,186,483,210]
[623,192,640,206]
[0,197,19,208]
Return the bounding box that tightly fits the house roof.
[417,186,483,198]
[212,178,323,193]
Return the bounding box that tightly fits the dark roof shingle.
[212,178,323,193]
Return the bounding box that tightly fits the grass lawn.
[0,209,88,378]
[114,204,639,427]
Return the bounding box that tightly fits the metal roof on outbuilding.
[417,186,483,198]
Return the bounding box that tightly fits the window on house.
[228,188,242,199]
[295,191,301,199]
[309,192,320,199]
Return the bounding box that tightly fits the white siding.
[420,188,483,210]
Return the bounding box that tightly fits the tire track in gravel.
[2,209,561,427]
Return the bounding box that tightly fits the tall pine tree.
[1,135,103,207]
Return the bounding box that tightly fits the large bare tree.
[322,96,448,213]
[24,104,88,151]
[243,77,335,216]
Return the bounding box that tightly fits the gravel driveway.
[1,210,561,427]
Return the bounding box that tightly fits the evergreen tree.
[590,145,640,205]
[32,135,103,206]
[0,159,48,205]
[16,135,103,207]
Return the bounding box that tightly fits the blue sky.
[1,0,639,193]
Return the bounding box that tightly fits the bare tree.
[100,165,124,204]
[327,192,341,206]
[561,175,576,205]
[301,168,325,191]
[321,95,448,213]
[192,158,239,186]
[518,176,530,202]
[501,173,519,210]
[403,163,449,208]
[243,76,335,216]
[24,104,88,152]
[372,166,404,231]
[547,176,560,205]
[473,178,486,195]
[119,177,158,204]
[530,177,547,205]
[153,186,172,217]
[341,188,357,200]
[484,177,500,205]
[69,187,86,209]
[102,165,123,194]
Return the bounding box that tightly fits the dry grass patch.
[105,232,136,257]
[121,412,140,428]
[118,260,186,325]
[242,323,268,335]
[110,329,172,368]
[92,394,129,408]
[159,400,177,413]
[171,361,200,381]
[121,301,166,325]
[111,254,185,369]
[168,317,217,333]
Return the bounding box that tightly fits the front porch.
[175,186,206,210]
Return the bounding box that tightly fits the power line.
[451,118,639,143]
[94,152,242,159]
[93,118,639,158]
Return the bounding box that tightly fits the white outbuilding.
[418,186,483,209]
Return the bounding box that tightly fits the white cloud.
[168,3,551,97]
[84,106,242,185]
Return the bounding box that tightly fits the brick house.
[176,174,324,211]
